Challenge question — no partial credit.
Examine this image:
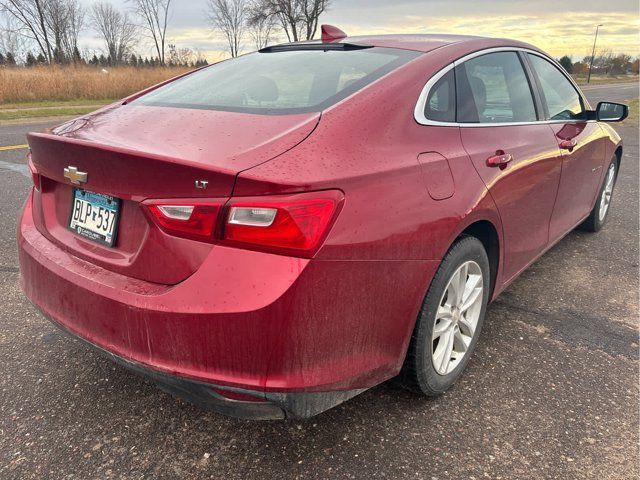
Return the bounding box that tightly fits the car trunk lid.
[27,105,320,285]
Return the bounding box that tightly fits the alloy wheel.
[599,163,616,222]
[431,261,484,376]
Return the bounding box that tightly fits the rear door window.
[455,52,537,123]
[526,54,586,121]
[424,69,456,123]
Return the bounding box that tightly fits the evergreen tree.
[0,52,5,65]
[129,55,138,67]
[36,53,46,65]
[98,54,108,66]
[26,52,37,67]
[89,54,99,66]
[72,47,83,64]
[5,52,16,66]
[558,55,573,73]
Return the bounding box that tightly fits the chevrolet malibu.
[18,27,627,419]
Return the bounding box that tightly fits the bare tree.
[128,0,171,65]
[91,2,137,65]
[205,0,246,58]
[247,0,275,50]
[61,0,85,61]
[0,0,54,62]
[0,0,84,63]
[46,0,72,62]
[0,14,28,60]
[167,43,193,66]
[250,0,330,42]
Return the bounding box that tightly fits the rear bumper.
[18,191,438,417]
[48,318,364,420]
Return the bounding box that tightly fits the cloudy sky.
[80,0,639,61]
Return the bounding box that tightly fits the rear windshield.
[132,47,420,115]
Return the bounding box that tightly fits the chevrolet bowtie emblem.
[64,166,88,185]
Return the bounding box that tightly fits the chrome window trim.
[414,46,593,128]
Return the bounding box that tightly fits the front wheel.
[398,236,490,395]
[580,157,618,232]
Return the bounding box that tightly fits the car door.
[524,53,608,243]
[456,51,562,282]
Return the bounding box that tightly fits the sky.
[78,0,639,61]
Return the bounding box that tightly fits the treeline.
[558,52,639,76]
[205,0,331,57]
[0,49,208,68]
[0,0,209,67]
[0,0,331,67]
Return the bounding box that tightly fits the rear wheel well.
[459,221,499,299]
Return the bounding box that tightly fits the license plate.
[68,189,120,247]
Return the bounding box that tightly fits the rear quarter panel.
[234,49,499,263]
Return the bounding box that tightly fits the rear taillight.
[28,156,41,192]
[223,191,343,257]
[144,200,225,243]
[142,191,343,257]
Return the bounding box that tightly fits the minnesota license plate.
[68,189,120,247]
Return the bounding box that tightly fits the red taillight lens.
[144,201,224,243]
[222,191,343,257]
[142,191,343,256]
[28,156,41,191]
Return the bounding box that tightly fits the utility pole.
[587,24,603,84]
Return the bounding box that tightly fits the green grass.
[0,105,101,121]
[0,99,116,110]
[573,75,639,86]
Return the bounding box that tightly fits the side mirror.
[596,102,628,122]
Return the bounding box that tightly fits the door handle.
[486,151,513,168]
[559,139,577,151]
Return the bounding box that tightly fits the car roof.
[296,34,542,55]
[340,34,483,52]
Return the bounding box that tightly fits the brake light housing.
[142,191,344,258]
[143,199,225,243]
[222,191,344,258]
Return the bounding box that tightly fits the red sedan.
[18,27,627,419]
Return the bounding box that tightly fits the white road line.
[0,160,29,178]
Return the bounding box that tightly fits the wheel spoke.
[446,273,460,306]
[456,263,468,306]
[453,327,471,353]
[433,318,452,337]
[448,263,468,306]
[437,304,453,321]
[460,274,482,312]
[438,329,455,373]
[458,315,475,338]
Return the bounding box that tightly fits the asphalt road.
[0,84,638,479]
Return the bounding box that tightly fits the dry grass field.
[0,65,635,122]
[0,66,192,105]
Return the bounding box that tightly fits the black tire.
[579,156,619,232]
[398,236,490,395]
